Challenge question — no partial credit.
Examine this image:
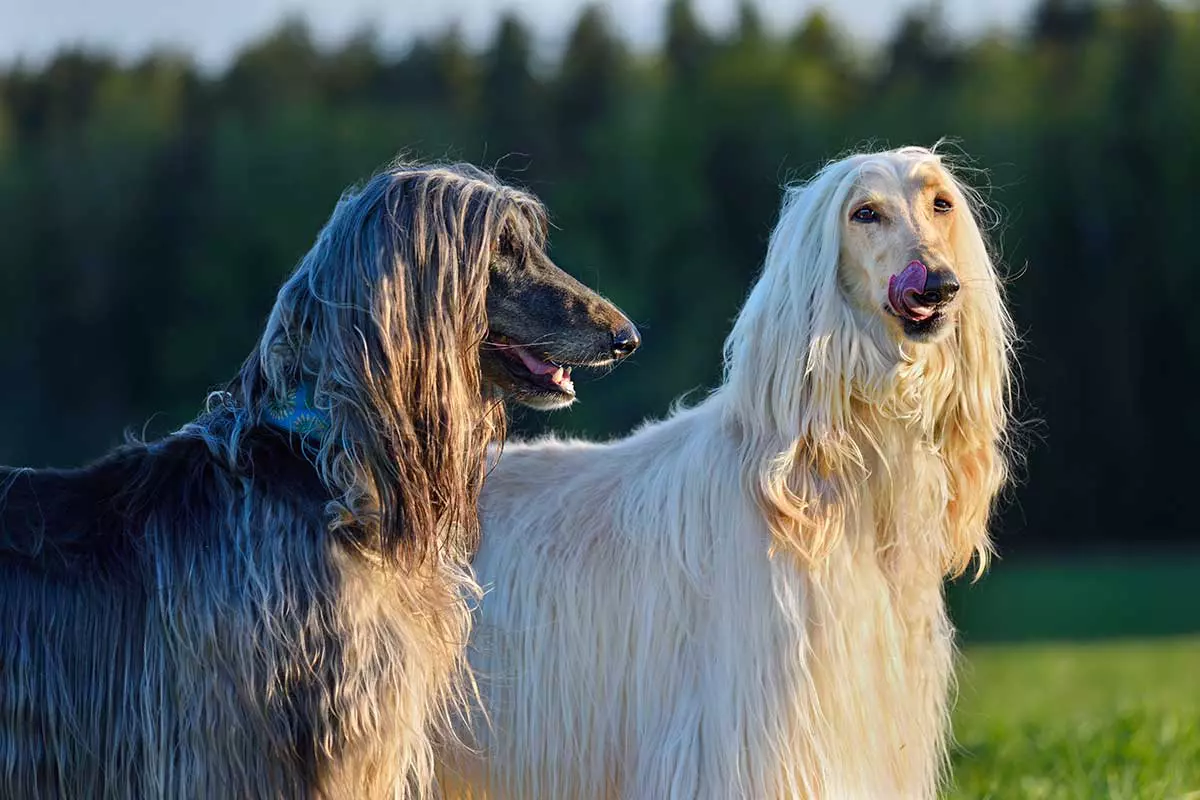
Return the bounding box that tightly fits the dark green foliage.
[2,0,1198,558]
[949,554,1200,643]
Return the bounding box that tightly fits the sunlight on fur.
[1,163,564,797]
[437,146,1016,799]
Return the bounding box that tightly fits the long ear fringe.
[233,164,536,567]
[937,169,1015,579]
[720,159,875,569]
[751,442,857,570]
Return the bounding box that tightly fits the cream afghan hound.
[0,162,639,797]
[438,147,1014,799]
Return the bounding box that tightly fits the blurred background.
[1,0,1197,648]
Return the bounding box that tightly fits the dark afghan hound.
[0,162,639,798]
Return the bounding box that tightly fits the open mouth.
[486,334,578,399]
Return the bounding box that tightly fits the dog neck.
[263,381,332,441]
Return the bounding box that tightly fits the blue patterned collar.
[264,382,331,440]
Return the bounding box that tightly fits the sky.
[0,0,1039,70]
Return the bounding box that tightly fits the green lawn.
[950,637,1200,799]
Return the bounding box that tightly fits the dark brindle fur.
[0,162,637,798]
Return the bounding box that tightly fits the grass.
[950,636,1200,799]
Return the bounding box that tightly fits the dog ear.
[724,169,870,568]
[254,167,510,566]
[936,179,1014,579]
[747,439,855,568]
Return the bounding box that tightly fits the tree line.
[1,0,1196,554]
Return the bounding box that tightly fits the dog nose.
[611,324,641,358]
[920,270,960,306]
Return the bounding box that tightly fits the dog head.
[723,147,1014,573]
[725,148,1008,403]
[482,219,639,411]
[246,162,638,563]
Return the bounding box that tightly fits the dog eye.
[933,196,954,213]
[495,233,518,257]
[851,206,880,224]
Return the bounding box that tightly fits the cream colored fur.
[438,147,1014,799]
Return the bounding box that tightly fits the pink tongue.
[888,261,934,322]
[515,346,557,376]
